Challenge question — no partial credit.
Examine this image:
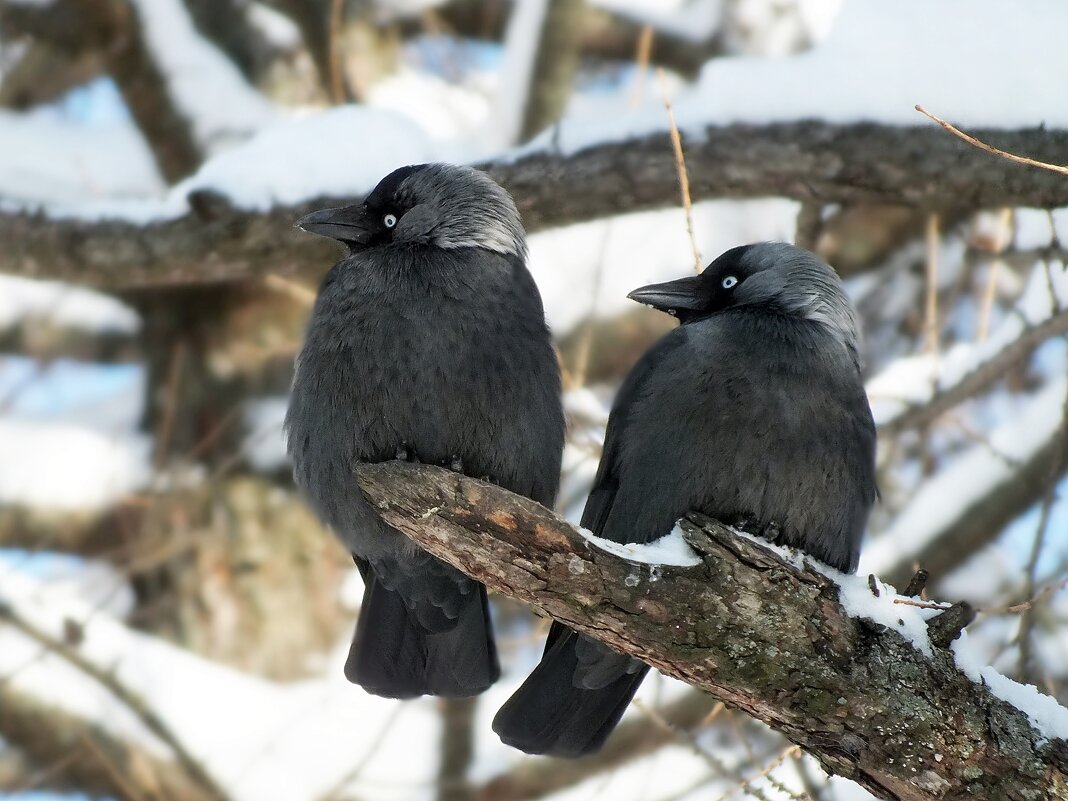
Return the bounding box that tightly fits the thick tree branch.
[5,123,1068,288]
[354,461,1068,801]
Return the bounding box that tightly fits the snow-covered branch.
[5,122,1068,288]
[355,460,1068,801]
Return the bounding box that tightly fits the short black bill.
[626,275,705,313]
[296,204,375,246]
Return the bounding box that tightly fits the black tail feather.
[493,626,648,757]
[345,565,499,698]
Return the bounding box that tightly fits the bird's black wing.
[580,328,689,540]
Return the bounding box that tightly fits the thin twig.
[0,604,229,801]
[892,598,951,610]
[153,340,186,470]
[79,732,153,801]
[982,573,1068,615]
[924,213,941,357]
[656,68,702,273]
[1017,353,1068,679]
[975,208,1012,341]
[916,105,1068,176]
[632,698,733,776]
[878,306,1068,435]
[713,745,802,801]
[629,25,654,108]
[568,222,612,389]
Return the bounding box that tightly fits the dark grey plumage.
[493,242,877,755]
[286,163,564,698]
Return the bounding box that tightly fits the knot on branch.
[927,601,976,649]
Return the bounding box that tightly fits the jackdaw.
[286,163,565,698]
[493,242,877,756]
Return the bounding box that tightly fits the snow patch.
[178,106,437,211]
[0,109,163,207]
[862,376,1068,576]
[578,524,703,567]
[129,0,275,151]
[866,261,1068,428]
[0,275,141,334]
[953,632,1068,742]
[0,419,151,510]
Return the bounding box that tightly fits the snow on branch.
[5,122,1068,288]
[355,460,1068,801]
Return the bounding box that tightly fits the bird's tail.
[345,563,499,698]
[493,624,648,756]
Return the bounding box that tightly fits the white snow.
[865,261,1068,427]
[246,2,302,50]
[178,105,437,211]
[512,0,1068,159]
[529,197,800,334]
[953,632,1068,742]
[0,274,141,334]
[591,0,725,44]
[243,395,289,471]
[822,568,939,656]
[0,418,151,510]
[1014,208,1056,251]
[0,108,164,207]
[861,376,1068,576]
[491,0,550,149]
[129,0,275,152]
[0,566,444,801]
[578,524,703,567]
[0,550,136,619]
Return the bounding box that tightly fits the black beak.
[627,275,706,315]
[296,203,376,246]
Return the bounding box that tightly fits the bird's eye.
[722,275,739,289]
[383,213,398,228]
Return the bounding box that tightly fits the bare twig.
[656,68,702,273]
[924,213,941,357]
[712,745,801,801]
[982,573,1068,615]
[878,306,1068,435]
[0,604,229,801]
[892,598,951,610]
[916,105,1068,176]
[628,25,654,107]
[1017,360,1068,680]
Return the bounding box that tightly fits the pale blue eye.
[384,213,398,228]
[722,276,738,289]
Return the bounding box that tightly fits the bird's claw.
[446,455,464,473]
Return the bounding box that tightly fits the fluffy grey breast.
[399,164,527,259]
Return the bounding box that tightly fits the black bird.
[286,163,564,698]
[493,242,877,756]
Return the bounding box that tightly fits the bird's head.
[296,163,526,258]
[627,242,859,346]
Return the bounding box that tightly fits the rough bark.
[354,461,1068,801]
[5,123,1068,288]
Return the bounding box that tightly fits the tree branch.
[354,461,1068,801]
[5,122,1068,288]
